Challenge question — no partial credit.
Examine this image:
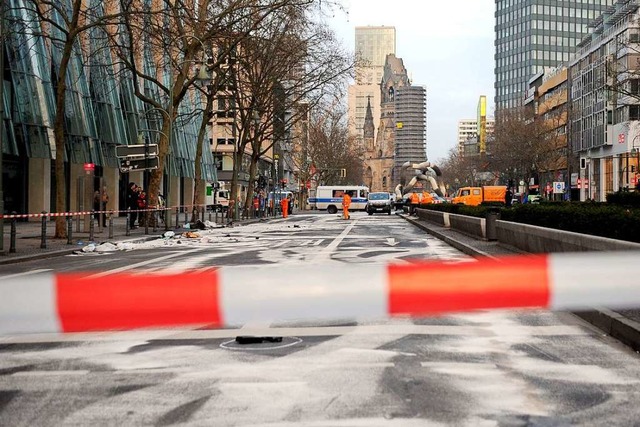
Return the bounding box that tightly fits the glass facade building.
[1,1,216,216]
[495,0,614,111]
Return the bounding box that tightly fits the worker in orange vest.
[280,196,289,218]
[342,191,352,220]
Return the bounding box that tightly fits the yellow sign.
[396,122,403,129]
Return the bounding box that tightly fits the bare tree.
[12,0,128,238]
[224,2,355,215]
[305,102,361,186]
[108,0,308,224]
[491,107,566,194]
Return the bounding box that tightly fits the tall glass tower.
[494,0,614,111]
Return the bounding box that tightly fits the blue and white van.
[313,185,369,214]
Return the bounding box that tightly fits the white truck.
[205,182,230,212]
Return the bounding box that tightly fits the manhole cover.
[220,336,302,351]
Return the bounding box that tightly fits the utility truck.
[452,186,507,206]
[205,182,230,212]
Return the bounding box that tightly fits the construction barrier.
[1,251,638,335]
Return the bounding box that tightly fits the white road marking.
[12,370,90,377]
[312,221,357,262]
[84,249,204,278]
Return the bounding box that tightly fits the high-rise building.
[348,26,396,143]
[494,0,614,111]
[457,120,477,154]
[394,85,427,181]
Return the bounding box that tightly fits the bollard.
[40,211,47,249]
[10,213,17,253]
[485,209,500,241]
[66,215,73,245]
[201,206,205,222]
[108,213,114,239]
[126,208,131,236]
[152,209,157,233]
[175,207,179,229]
[184,209,188,225]
[209,210,212,222]
[89,211,95,242]
[164,208,169,231]
[144,209,149,236]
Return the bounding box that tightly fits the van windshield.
[369,193,389,200]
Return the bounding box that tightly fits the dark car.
[366,192,393,215]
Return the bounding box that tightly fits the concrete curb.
[402,214,640,353]
[400,214,497,259]
[574,309,640,352]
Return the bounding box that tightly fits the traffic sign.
[553,182,565,194]
[119,157,159,173]
[116,144,158,158]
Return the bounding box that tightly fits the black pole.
[9,213,16,253]
[40,212,47,249]
[126,208,131,236]
[108,213,113,239]
[66,215,72,245]
[144,135,149,235]
[89,210,95,242]
[0,1,5,252]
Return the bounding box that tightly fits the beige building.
[348,26,396,144]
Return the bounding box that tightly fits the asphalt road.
[1,212,640,426]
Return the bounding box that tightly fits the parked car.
[366,192,393,215]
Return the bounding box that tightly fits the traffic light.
[340,168,347,178]
[580,158,587,169]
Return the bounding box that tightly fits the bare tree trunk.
[53,38,75,238]
[191,97,214,222]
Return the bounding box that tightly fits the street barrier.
[1,251,639,335]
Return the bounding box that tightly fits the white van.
[314,185,369,214]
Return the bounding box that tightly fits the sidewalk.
[0,211,266,265]
[401,212,640,353]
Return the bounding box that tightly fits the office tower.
[494,0,614,111]
[394,85,427,181]
[348,26,396,143]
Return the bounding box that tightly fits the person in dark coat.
[126,182,138,228]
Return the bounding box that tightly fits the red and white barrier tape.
[0,205,206,220]
[2,251,636,336]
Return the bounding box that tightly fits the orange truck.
[452,186,507,206]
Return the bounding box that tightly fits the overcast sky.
[329,0,495,163]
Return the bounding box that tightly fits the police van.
[312,185,369,214]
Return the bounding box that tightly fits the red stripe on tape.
[387,255,550,316]
[56,272,222,332]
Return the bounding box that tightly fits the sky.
[329,0,495,163]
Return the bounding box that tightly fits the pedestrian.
[127,182,138,228]
[505,188,513,207]
[280,195,289,218]
[101,185,109,227]
[288,194,294,215]
[137,189,147,226]
[253,194,259,218]
[342,191,351,220]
